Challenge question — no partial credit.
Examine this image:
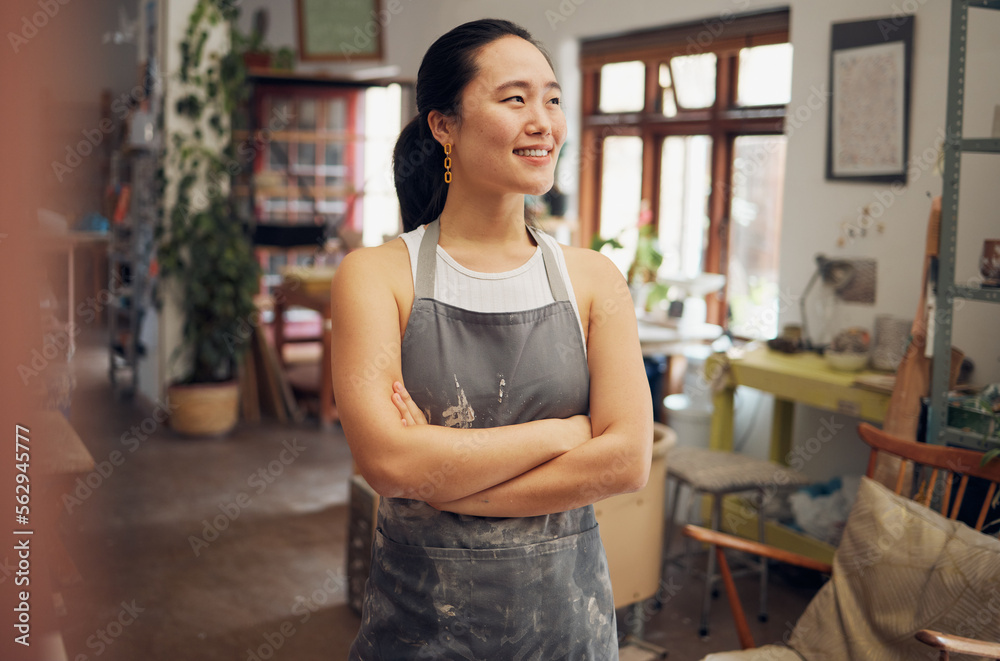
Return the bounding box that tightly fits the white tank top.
[400,224,587,348]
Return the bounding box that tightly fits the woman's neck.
[434,186,536,272]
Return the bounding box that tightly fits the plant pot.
[167,380,240,437]
[242,51,271,70]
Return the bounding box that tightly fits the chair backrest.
[858,422,1000,537]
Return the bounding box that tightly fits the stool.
[662,447,810,637]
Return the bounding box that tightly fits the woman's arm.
[331,242,592,502]
[412,250,654,517]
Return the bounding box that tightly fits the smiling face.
[432,35,566,198]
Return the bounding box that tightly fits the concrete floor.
[56,329,820,660]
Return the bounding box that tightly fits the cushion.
[668,447,810,494]
[787,476,1000,660]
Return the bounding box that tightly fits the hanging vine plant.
[156,0,260,385]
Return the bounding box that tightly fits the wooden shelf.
[246,67,411,88]
[948,284,1000,302]
[960,138,1000,153]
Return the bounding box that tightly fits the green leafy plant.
[589,224,664,285]
[627,223,663,286]
[273,47,296,71]
[156,0,260,384]
[589,234,624,253]
[978,393,1000,525]
[591,224,669,311]
[978,393,1000,467]
[228,9,296,72]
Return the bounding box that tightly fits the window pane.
[737,43,793,106]
[670,53,716,109]
[727,135,787,340]
[659,64,678,118]
[599,61,646,113]
[271,97,292,124]
[326,98,347,131]
[362,83,403,246]
[658,63,672,88]
[662,89,678,118]
[269,252,287,273]
[324,143,344,166]
[658,136,712,278]
[598,136,643,274]
[324,143,346,186]
[269,141,289,169]
[299,98,317,130]
[296,143,316,169]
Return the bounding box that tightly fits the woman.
[332,18,652,659]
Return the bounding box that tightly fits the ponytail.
[393,117,448,232]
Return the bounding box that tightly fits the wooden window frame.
[235,80,366,297]
[578,9,789,326]
[251,83,365,229]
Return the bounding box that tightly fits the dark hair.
[393,19,553,232]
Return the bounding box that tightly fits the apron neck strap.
[414,219,440,299]
[527,225,570,302]
[413,219,570,302]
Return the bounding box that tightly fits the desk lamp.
[799,254,876,351]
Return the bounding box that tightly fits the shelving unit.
[236,76,366,300]
[108,145,157,397]
[926,0,1000,449]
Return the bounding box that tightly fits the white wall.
[194,0,999,477]
[232,0,438,80]
[777,0,1000,479]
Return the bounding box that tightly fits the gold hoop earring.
[444,143,452,184]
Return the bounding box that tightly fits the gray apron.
[349,220,618,660]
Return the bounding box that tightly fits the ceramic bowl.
[825,350,870,372]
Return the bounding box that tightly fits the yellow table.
[708,347,892,465]
[702,347,893,564]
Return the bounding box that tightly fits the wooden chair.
[684,422,1000,660]
[915,629,1000,661]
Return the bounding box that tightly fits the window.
[579,10,791,336]
[253,86,363,229]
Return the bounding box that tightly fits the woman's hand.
[391,381,428,427]
[391,381,591,444]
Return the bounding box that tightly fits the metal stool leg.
[683,487,699,570]
[662,477,684,566]
[699,492,722,637]
[656,477,685,610]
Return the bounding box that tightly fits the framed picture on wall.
[826,15,914,185]
[296,0,383,62]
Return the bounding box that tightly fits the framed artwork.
[296,0,383,62]
[826,16,914,184]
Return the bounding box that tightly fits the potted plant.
[229,9,297,72]
[976,387,1000,467]
[590,222,670,312]
[156,0,260,436]
[235,8,271,69]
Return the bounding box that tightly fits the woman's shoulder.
[558,243,626,289]
[334,237,412,290]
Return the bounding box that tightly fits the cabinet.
[235,75,366,298]
[926,0,1000,449]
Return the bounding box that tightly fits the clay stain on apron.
[442,374,476,428]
